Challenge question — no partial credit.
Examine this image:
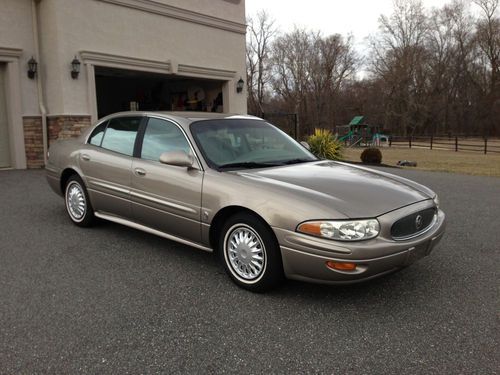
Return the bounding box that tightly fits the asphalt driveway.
[0,168,498,374]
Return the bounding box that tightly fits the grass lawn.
[342,147,500,177]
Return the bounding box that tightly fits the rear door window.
[100,117,141,156]
[88,121,107,146]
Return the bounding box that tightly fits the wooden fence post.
[409,136,412,148]
[484,138,487,154]
[455,137,458,152]
[430,135,433,150]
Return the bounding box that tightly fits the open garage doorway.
[95,67,225,119]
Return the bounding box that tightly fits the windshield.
[190,119,317,170]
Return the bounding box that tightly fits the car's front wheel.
[219,213,284,292]
[64,175,95,227]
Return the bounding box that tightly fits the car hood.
[236,161,433,218]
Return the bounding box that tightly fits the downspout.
[31,0,48,165]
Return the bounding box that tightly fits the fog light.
[326,261,357,271]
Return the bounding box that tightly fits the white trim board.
[0,47,23,62]
[97,0,246,34]
[80,51,237,79]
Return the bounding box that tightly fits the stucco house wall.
[0,0,247,169]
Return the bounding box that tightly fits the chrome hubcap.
[66,182,86,221]
[226,225,265,281]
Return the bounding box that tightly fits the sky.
[245,0,456,52]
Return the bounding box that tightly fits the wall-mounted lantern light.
[27,57,37,79]
[71,56,81,79]
[236,77,244,93]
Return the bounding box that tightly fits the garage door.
[0,63,11,168]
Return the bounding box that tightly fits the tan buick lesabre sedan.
[47,112,446,291]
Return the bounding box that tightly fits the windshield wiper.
[218,161,280,170]
[278,158,317,165]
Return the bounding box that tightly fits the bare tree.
[246,11,277,116]
[308,33,358,128]
[426,1,478,134]
[473,0,500,134]
[369,0,430,135]
[246,0,500,137]
[271,28,312,136]
[269,29,358,135]
[474,0,500,87]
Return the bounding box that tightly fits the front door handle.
[81,154,90,161]
[134,168,146,177]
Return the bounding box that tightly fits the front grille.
[391,207,436,240]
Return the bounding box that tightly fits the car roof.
[99,111,261,124]
[82,111,264,141]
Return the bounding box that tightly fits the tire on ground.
[218,212,284,292]
[64,174,95,227]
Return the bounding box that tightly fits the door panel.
[130,117,203,243]
[80,145,133,218]
[0,64,11,168]
[131,160,203,242]
[79,116,142,218]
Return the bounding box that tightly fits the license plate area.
[405,242,432,265]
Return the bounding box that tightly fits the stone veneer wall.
[22,116,44,169]
[48,115,92,144]
[22,115,92,169]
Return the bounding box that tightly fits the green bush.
[360,148,382,164]
[307,128,343,160]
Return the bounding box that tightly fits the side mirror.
[159,150,194,168]
[300,141,311,151]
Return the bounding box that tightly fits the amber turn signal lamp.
[326,261,357,271]
[297,222,322,236]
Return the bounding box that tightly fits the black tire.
[218,212,284,292]
[64,175,95,227]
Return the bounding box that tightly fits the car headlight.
[433,194,440,208]
[297,219,380,241]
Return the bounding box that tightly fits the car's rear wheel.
[219,212,284,292]
[64,175,95,227]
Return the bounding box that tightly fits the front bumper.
[274,202,446,284]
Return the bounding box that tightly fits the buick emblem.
[415,215,423,230]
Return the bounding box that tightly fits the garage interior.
[95,67,225,119]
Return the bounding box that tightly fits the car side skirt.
[94,212,213,253]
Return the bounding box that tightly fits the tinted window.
[141,118,190,161]
[88,121,107,146]
[101,117,141,156]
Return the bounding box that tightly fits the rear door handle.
[81,154,90,161]
[134,168,146,177]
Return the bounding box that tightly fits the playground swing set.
[335,116,389,147]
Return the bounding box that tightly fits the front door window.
[140,118,191,161]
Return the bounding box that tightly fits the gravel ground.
[0,168,498,374]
